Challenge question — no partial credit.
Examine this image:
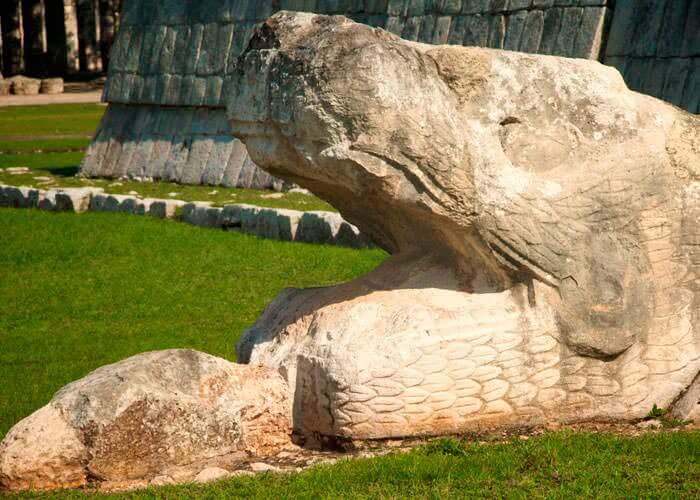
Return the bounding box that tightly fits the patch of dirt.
[94,421,699,492]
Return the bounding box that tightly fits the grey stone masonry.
[0,184,370,248]
[83,0,697,194]
[104,0,616,107]
[80,104,290,190]
[604,0,700,113]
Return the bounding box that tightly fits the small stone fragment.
[40,78,64,95]
[0,350,291,492]
[249,463,278,473]
[193,467,231,484]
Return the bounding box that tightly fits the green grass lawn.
[1,209,698,498]
[0,104,104,152]
[0,152,335,211]
[102,432,699,498]
[0,104,335,211]
[0,209,385,440]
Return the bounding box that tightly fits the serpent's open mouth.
[229,12,699,439]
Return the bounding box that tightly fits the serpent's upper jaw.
[228,12,483,256]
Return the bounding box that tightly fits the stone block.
[138,27,157,76]
[489,0,510,13]
[643,59,671,99]
[0,186,9,207]
[402,16,422,41]
[109,25,131,72]
[201,136,235,186]
[158,0,189,25]
[37,190,57,211]
[89,194,139,213]
[146,138,174,180]
[572,6,607,59]
[255,208,303,241]
[418,15,437,44]
[158,26,178,75]
[163,136,192,182]
[406,0,427,16]
[539,7,563,54]
[385,16,406,35]
[10,77,41,96]
[656,0,690,57]
[185,24,205,75]
[221,140,249,186]
[171,25,192,75]
[518,9,544,53]
[622,57,649,93]
[463,14,490,46]
[439,0,464,15]
[336,221,371,248]
[682,0,700,57]
[509,0,531,9]
[123,30,144,73]
[230,22,257,60]
[680,58,700,113]
[126,139,156,179]
[181,137,214,185]
[182,202,222,228]
[219,203,250,229]
[487,14,505,49]
[447,15,467,44]
[296,211,343,244]
[604,0,635,56]
[218,24,236,74]
[147,199,185,219]
[40,79,64,95]
[196,23,220,76]
[190,77,208,106]
[433,16,452,44]
[54,188,104,213]
[462,0,489,14]
[128,76,145,102]
[504,10,527,51]
[552,7,582,56]
[0,80,11,96]
[0,186,42,208]
[630,0,668,58]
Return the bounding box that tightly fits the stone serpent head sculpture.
[230,12,700,439]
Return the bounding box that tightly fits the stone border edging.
[0,185,371,249]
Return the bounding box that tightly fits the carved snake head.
[229,12,699,417]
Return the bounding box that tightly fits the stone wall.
[80,0,698,190]
[81,104,288,190]
[604,0,700,113]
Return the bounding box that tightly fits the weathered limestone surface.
[40,78,65,94]
[8,75,40,95]
[0,350,291,492]
[231,13,700,439]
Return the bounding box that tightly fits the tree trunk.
[63,0,79,73]
[77,0,101,72]
[22,0,48,76]
[45,0,67,75]
[98,0,117,70]
[1,0,25,75]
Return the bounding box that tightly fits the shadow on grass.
[43,165,80,177]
